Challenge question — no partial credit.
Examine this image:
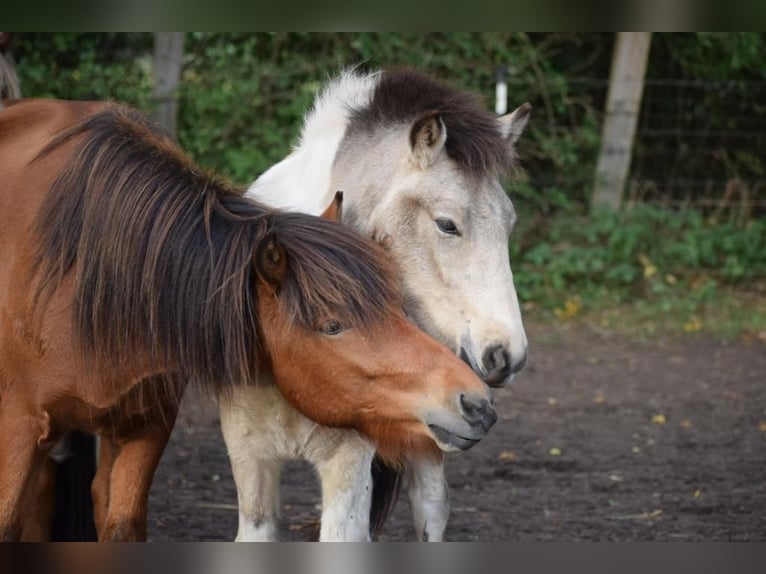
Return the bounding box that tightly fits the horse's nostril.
[482,344,510,381]
[460,393,484,417]
[459,394,497,431]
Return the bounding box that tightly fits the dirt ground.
[147,322,766,541]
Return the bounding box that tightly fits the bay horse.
[0,98,496,541]
[221,68,531,541]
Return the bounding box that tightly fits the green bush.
[11,33,765,204]
[512,204,766,315]
[11,32,609,189]
[13,33,153,108]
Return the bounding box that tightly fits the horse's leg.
[230,454,282,542]
[407,454,449,542]
[98,424,174,541]
[0,402,49,540]
[310,431,375,542]
[19,456,57,541]
[91,436,116,538]
[219,389,283,541]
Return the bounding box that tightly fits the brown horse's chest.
[47,375,184,441]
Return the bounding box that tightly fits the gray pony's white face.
[334,105,530,388]
[385,161,527,388]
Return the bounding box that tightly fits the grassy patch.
[513,205,766,342]
[523,285,766,342]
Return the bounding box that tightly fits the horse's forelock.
[272,212,401,331]
[348,69,516,179]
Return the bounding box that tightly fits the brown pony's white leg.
[99,426,173,541]
[407,455,449,542]
[309,431,374,542]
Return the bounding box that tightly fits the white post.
[495,66,508,115]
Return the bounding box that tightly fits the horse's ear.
[255,232,287,289]
[320,191,343,222]
[498,103,531,145]
[409,110,446,169]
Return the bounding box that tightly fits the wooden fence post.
[153,32,185,139]
[591,32,652,213]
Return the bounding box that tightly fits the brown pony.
[0,99,496,541]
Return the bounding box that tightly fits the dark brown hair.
[32,104,399,390]
[347,68,515,178]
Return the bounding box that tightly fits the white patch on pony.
[246,69,379,215]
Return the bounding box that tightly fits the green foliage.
[512,204,766,322]
[11,32,765,205]
[10,32,610,189]
[175,32,570,184]
[13,33,153,108]
[661,33,765,79]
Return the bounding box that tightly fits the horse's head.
[251,213,496,461]
[335,96,531,388]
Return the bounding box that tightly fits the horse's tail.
[50,432,98,541]
[369,454,403,541]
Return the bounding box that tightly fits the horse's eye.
[319,320,344,336]
[435,218,460,236]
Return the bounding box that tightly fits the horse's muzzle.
[424,392,497,452]
[428,424,482,451]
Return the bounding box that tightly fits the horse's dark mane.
[347,69,515,178]
[32,104,399,390]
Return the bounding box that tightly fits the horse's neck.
[246,145,336,215]
[246,71,379,215]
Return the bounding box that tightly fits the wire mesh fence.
[508,72,766,217]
